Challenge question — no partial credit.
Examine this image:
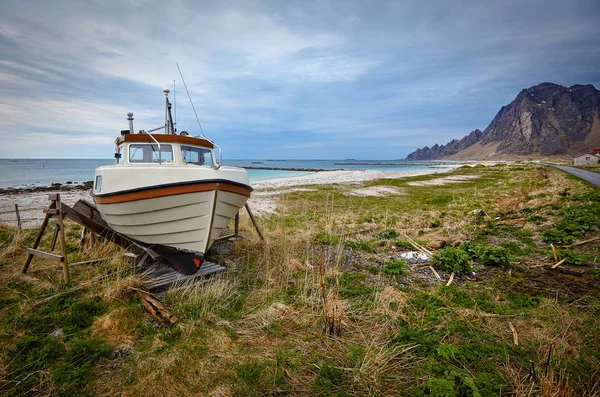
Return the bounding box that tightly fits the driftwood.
[446,272,455,286]
[508,322,519,346]
[402,233,433,258]
[429,266,442,280]
[551,258,566,269]
[561,236,600,248]
[139,291,178,326]
[550,244,557,261]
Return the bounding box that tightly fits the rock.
[472,209,488,217]
[400,251,430,263]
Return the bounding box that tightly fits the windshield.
[129,144,174,163]
[181,145,213,165]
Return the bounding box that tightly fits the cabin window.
[129,144,174,163]
[181,145,213,165]
[95,175,102,192]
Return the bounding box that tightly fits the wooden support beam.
[50,224,59,251]
[73,200,109,227]
[26,248,64,262]
[234,212,239,236]
[244,203,264,241]
[215,233,236,241]
[43,208,60,215]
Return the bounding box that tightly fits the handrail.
[145,131,162,164]
[213,142,222,170]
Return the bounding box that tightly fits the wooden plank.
[43,208,60,215]
[26,248,64,262]
[61,203,145,255]
[73,200,108,227]
[48,193,59,200]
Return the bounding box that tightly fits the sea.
[0,158,447,189]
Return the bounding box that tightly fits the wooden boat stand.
[22,193,70,283]
[22,194,264,286]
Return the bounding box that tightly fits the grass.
[0,164,599,396]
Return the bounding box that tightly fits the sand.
[0,167,457,227]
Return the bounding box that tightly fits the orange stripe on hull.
[94,182,251,204]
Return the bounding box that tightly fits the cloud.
[0,0,598,160]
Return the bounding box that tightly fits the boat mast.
[163,88,175,135]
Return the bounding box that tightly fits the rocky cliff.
[406,83,600,160]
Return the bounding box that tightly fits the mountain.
[406,83,600,160]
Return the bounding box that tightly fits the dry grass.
[1,164,599,396]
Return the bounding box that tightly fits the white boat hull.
[92,166,252,273]
[95,184,250,254]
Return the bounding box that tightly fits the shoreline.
[0,167,456,228]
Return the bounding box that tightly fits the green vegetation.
[382,259,407,277]
[0,164,599,396]
[431,247,471,273]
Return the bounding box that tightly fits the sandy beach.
[0,167,457,228]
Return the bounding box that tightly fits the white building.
[573,153,600,166]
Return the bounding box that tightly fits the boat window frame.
[94,175,102,192]
[180,145,215,166]
[127,143,175,165]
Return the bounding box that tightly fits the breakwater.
[333,162,453,166]
[242,166,339,172]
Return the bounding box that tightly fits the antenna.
[173,79,177,133]
[176,63,206,138]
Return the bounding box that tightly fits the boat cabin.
[114,133,218,167]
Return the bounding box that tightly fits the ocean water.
[0,158,443,189]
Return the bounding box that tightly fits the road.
[552,165,600,188]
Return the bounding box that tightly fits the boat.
[92,88,252,274]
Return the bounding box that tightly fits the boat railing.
[213,142,222,170]
[144,131,162,164]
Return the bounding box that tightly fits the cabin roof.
[117,133,215,148]
[573,153,600,159]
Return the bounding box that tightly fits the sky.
[1,0,599,160]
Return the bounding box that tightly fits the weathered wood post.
[14,204,21,234]
[56,194,70,284]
